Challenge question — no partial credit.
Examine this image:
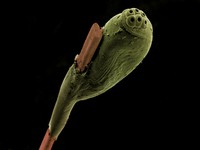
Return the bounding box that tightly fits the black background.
[1,0,199,149]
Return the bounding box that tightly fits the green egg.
[49,7,153,139]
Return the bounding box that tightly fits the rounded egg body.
[75,8,153,100]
